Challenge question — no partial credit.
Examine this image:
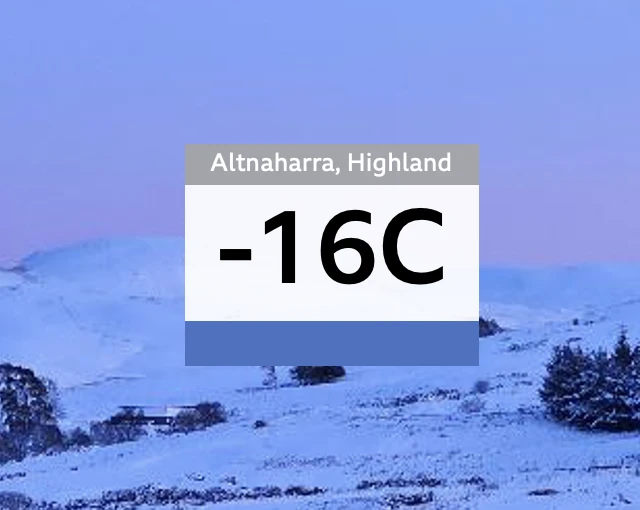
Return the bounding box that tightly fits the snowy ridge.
[1,238,640,508]
[482,264,640,310]
[0,238,185,388]
[0,268,23,289]
[20,237,185,298]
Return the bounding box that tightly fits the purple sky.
[1,2,639,266]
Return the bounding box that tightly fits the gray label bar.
[186,144,478,185]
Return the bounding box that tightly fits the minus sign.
[220,249,252,261]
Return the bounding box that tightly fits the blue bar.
[185,321,479,366]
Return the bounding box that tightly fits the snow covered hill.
[0,238,185,389]
[2,237,640,509]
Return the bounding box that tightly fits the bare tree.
[260,366,278,389]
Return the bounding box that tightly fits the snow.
[2,237,640,508]
[0,270,21,287]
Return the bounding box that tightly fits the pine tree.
[593,328,640,431]
[540,327,640,431]
[540,345,592,424]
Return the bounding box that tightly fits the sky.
[1,1,639,266]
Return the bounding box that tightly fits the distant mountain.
[2,237,639,386]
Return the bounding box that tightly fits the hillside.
[1,237,640,509]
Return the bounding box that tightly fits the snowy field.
[2,237,640,509]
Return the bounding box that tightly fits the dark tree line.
[540,328,640,431]
[0,362,228,465]
[480,317,502,338]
